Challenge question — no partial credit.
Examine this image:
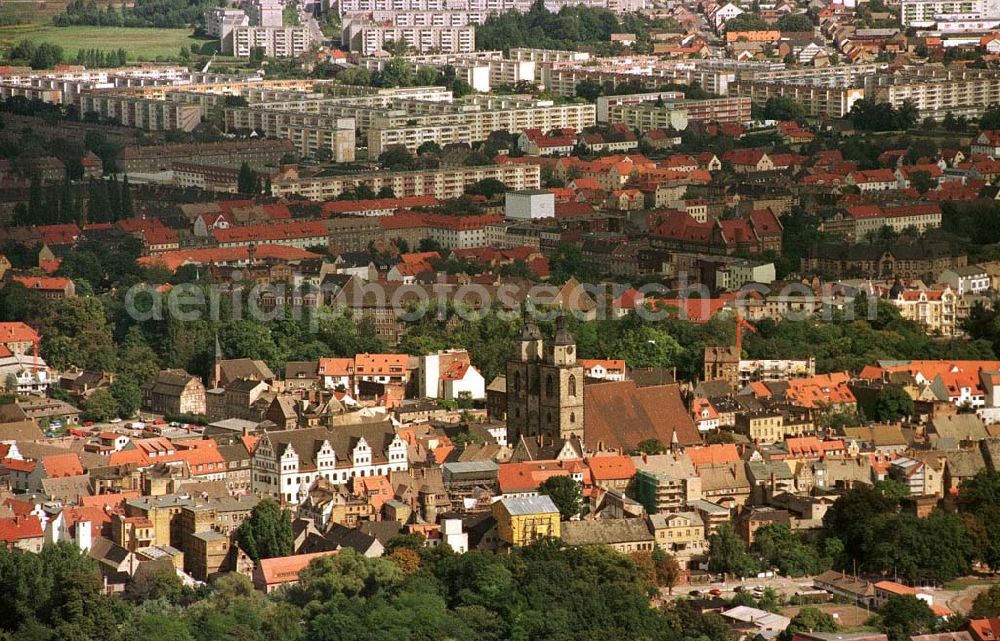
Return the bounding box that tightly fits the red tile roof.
[42,453,84,478]
[0,322,39,344]
[257,550,339,587]
[0,515,42,542]
[687,444,741,467]
[586,455,636,481]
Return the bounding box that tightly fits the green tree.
[763,95,806,121]
[709,523,760,578]
[110,378,141,419]
[724,13,770,31]
[465,178,508,198]
[83,388,118,422]
[779,607,837,641]
[237,162,256,195]
[379,145,416,170]
[752,523,826,577]
[873,478,910,500]
[909,169,937,194]
[236,498,294,562]
[636,439,666,454]
[880,595,938,641]
[776,13,814,32]
[873,385,914,422]
[652,547,681,593]
[538,475,582,521]
[971,584,1000,618]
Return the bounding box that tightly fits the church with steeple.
[505,314,584,444]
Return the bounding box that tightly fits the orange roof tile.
[258,551,339,586]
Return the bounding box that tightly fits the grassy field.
[0,8,209,61]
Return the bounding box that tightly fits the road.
[662,574,818,600]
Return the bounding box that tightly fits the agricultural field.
[0,3,210,60]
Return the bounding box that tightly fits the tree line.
[55,0,216,28]
[0,535,741,641]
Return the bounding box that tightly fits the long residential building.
[270,163,541,200]
[900,0,998,25]
[342,21,475,55]
[333,0,645,15]
[867,67,1000,119]
[606,96,751,131]
[226,26,314,58]
[224,109,357,160]
[77,92,203,131]
[366,100,595,154]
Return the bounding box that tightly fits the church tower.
[505,314,584,443]
[506,317,542,443]
[538,314,584,442]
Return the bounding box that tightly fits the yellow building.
[492,496,561,546]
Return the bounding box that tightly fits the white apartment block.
[596,91,685,122]
[77,92,203,131]
[225,108,356,160]
[334,0,639,14]
[735,80,866,119]
[369,9,479,25]
[247,0,284,26]
[867,67,1000,119]
[270,163,541,200]
[900,0,995,25]
[227,25,313,58]
[607,103,690,132]
[342,21,475,55]
[366,101,595,154]
[206,8,250,37]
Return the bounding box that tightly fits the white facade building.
[252,423,409,505]
[505,190,555,220]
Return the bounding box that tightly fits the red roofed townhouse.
[785,373,856,410]
[718,218,759,254]
[11,276,76,299]
[895,164,943,190]
[354,353,409,391]
[498,459,590,498]
[318,357,355,391]
[320,196,439,217]
[692,398,720,433]
[2,458,37,491]
[972,130,1000,158]
[214,221,329,249]
[687,443,741,468]
[253,550,339,592]
[784,436,847,460]
[579,359,626,381]
[36,224,80,247]
[748,208,783,253]
[969,617,1000,641]
[417,349,485,401]
[0,322,39,355]
[606,189,645,211]
[0,515,44,552]
[40,452,84,479]
[137,245,319,273]
[650,211,719,254]
[846,168,898,192]
[722,149,773,174]
[586,455,636,492]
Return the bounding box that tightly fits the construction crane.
[734,308,756,354]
